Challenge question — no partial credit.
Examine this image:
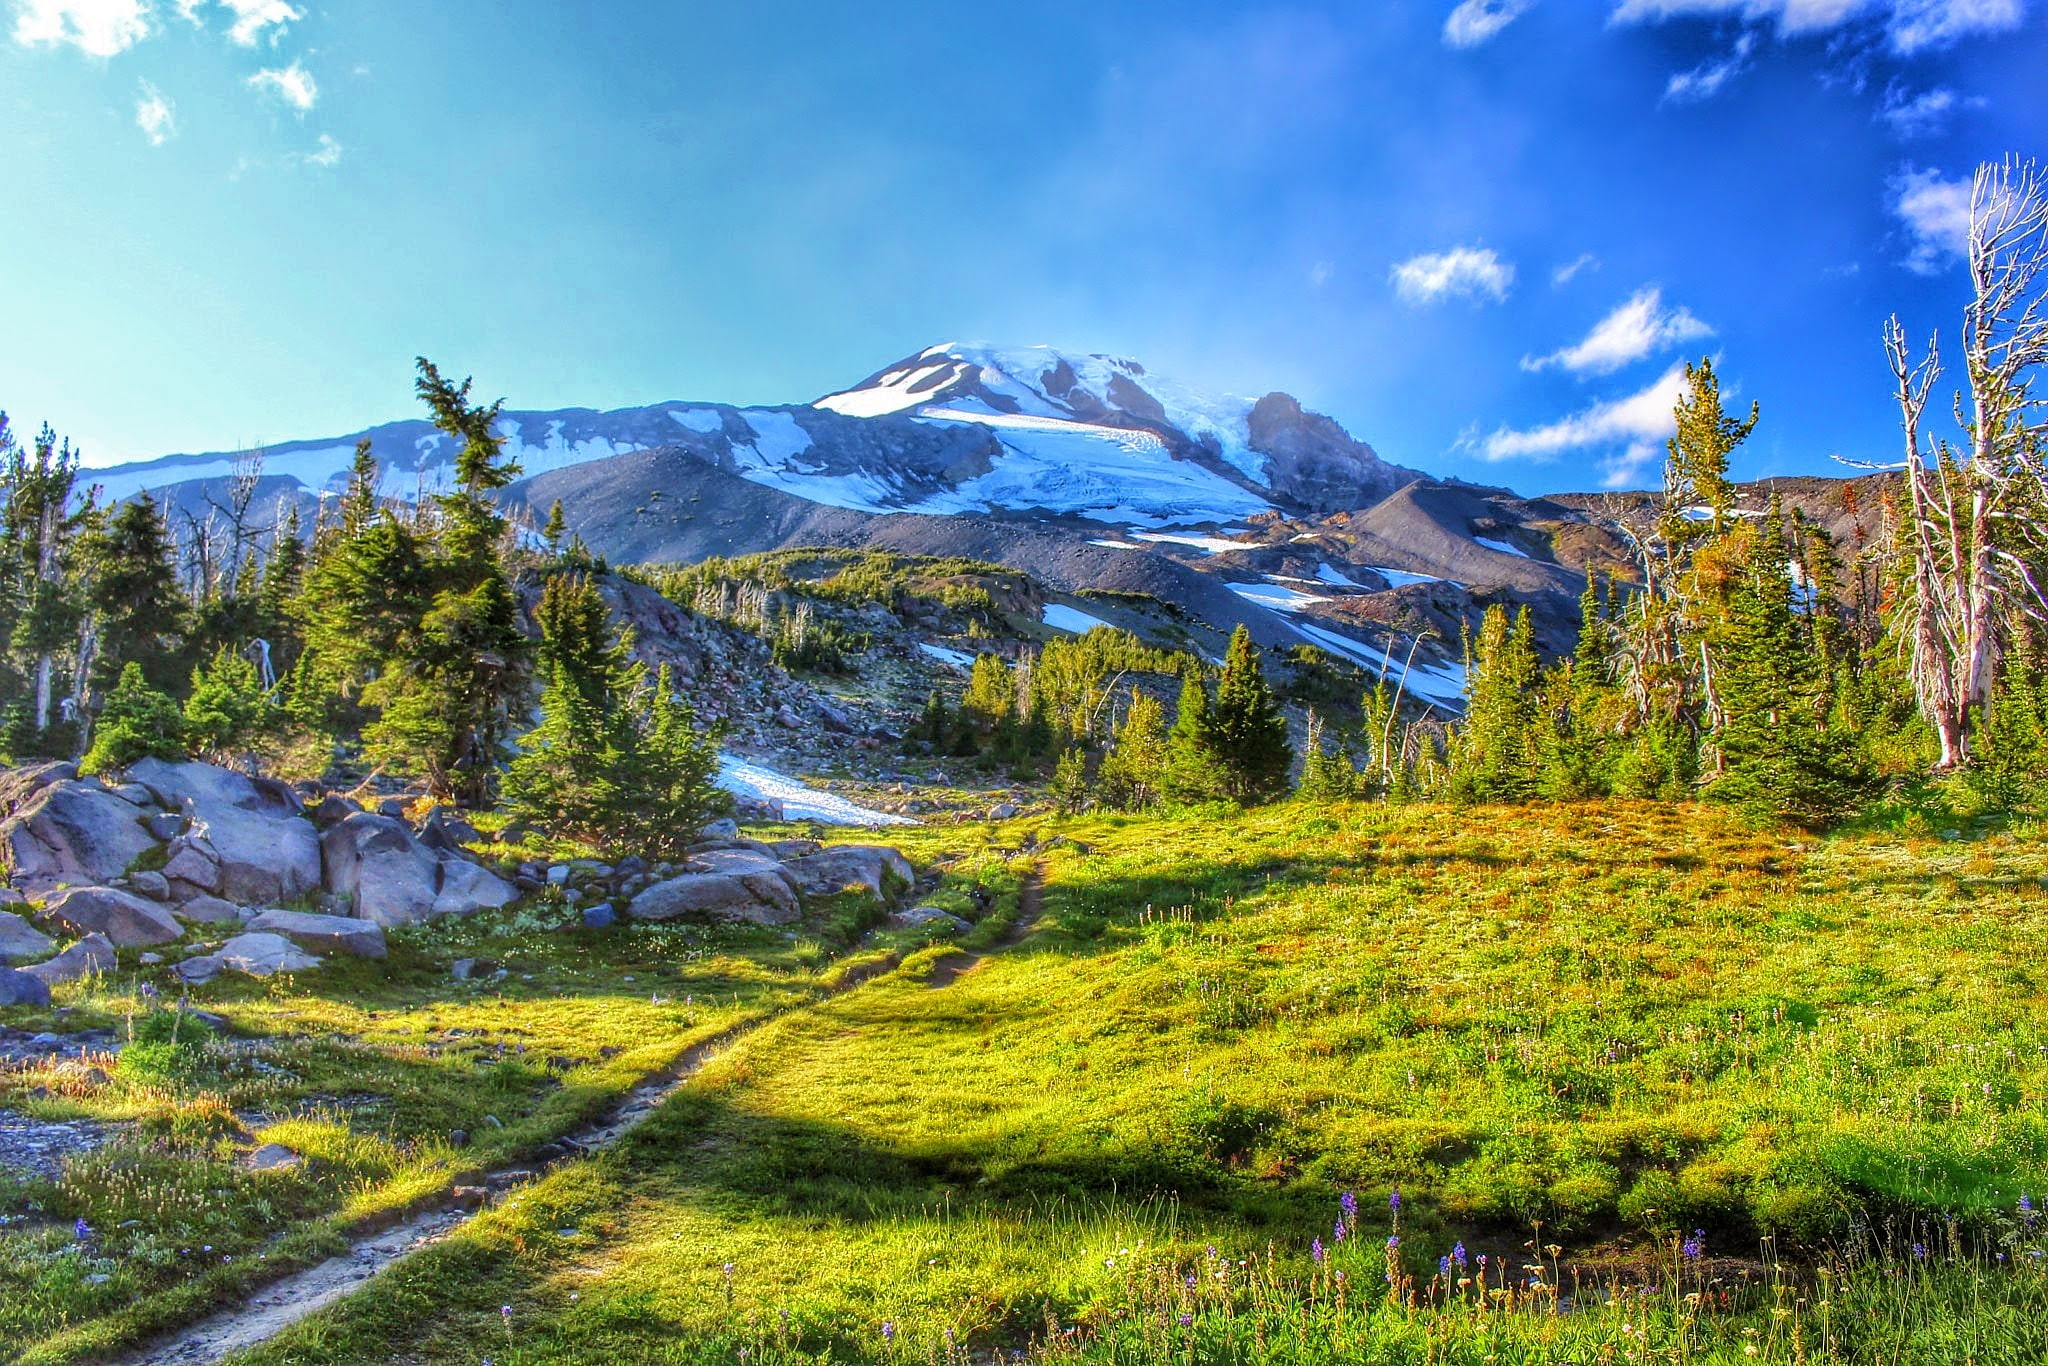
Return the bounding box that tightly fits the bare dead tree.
[205,446,265,595]
[1878,156,2048,769]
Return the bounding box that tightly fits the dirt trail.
[116,953,908,1366]
[925,863,1044,989]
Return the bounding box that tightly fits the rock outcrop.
[624,837,917,928]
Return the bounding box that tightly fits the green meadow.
[18,800,2033,1364]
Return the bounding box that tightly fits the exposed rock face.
[176,932,321,982]
[687,847,800,907]
[0,779,157,896]
[0,911,54,965]
[319,813,446,926]
[431,858,516,919]
[628,872,800,926]
[0,967,51,1006]
[889,905,971,933]
[20,932,116,986]
[1247,392,1412,514]
[126,760,322,905]
[781,846,915,902]
[246,909,388,960]
[41,887,184,948]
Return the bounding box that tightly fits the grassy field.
[75,799,2041,1365]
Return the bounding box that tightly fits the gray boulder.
[888,905,972,933]
[688,847,799,905]
[320,813,442,926]
[627,872,800,926]
[172,893,241,925]
[161,840,222,892]
[782,846,915,903]
[176,932,321,982]
[126,760,321,905]
[246,909,387,959]
[41,886,183,948]
[128,870,172,901]
[431,856,517,918]
[0,910,55,964]
[0,779,157,896]
[698,817,741,841]
[0,966,52,1007]
[419,808,481,854]
[21,932,116,986]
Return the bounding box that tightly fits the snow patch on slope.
[716,755,915,827]
[1042,603,1113,634]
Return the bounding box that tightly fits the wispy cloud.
[1444,0,1538,47]
[1663,30,1756,103]
[134,78,175,144]
[1308,260,1336,287]
[1878,82,1974,137]
[1524,287,1714,375]
[1476,360,1693,487]
[1390,245,1515,306]
[302,132,341,166]
[1891,165,1972,272]
[248,60,317,111]
[218,0,301,46]
[12,0,151,56]
[1552,253,1600,287]
[1610,0,2027,55]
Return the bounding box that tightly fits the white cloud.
[218,0,299,46]
[1523,287,1715,375]
[1663,31,1756,102]
[134,78,174,144]
[1879,83,1972,137]
[1551,253,1600,286]
[12,0,151,56]
[302,132,341,166]
[247,60,316,111]
[1477,361,1693,488]
[1308,259,1335,287]
[1444,0,1537,47]
[1891,165,1972,272]
[1389,245,1515,305]
[1609,0,2026,53]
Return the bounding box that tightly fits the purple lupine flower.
[1682,1230,1704,1261]
[74,1218,91,1241]
[1341,1190,1358,1220]
[1385,1234,1400,1250]
[1912,1243,1927,1259]
[1439,1255,1451,1275]
[1451,1241,1467,1270]
[882,1322,897,1343]
[1312,1238,1326,1263]
[1334,1218,1347,1244]
[1388,1187,1401,1215]
[1178,1313,1193,1327]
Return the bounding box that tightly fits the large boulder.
[688,847,800,905]
[246,909,387,959]
[41,886,183,948]
[0,967,52,1007]
[0,779,158,896]
[20,932,115,986]
[781,846,915,903]
[125,760,321,905]
[320,813,442,927]
[627,872,800,926]
[431,856,516,918]
[176,932,321,983]
[0,911,55,964]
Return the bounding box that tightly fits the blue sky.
[0,1,2039,494]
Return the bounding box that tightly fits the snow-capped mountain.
[86,343,1424,527]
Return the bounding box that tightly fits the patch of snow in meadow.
[1131,530,1249,554]
[1366,566,1449,589]
[1042,603,1113,633]
[1227,582,1329,612]
[918,643,976,669]
[1314,563,1362,588]
[1474,536,1530,558]
[716,755,915,827]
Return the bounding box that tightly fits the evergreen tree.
[80,661,185,775]
[1705,496,1866,827]
[1048,747,1092,814]
[1658,358,1757,542]
[1208,625,1293,803]
[962,653,1016,735]
[543,499,568,556]
[1098,687,1169,810]
[81,494,186,696]
[182,647,271,758]
[1297,709,1359,803]
[919,687,949,747]
[255,505,307,676]
[614,664,730,860]
[2,424,91,744]
[1163,664,1225,802]
[1450,606,1542,802]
